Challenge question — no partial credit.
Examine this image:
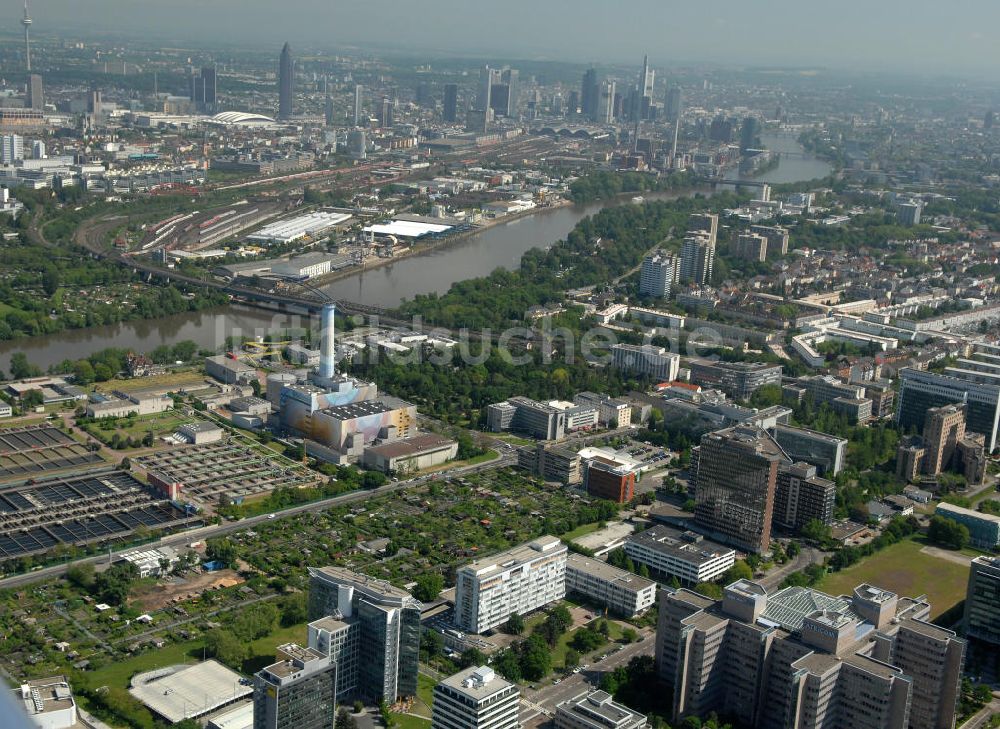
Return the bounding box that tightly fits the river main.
[0,133,831,373]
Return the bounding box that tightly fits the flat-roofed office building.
[432,666,519,729]
[554,690,647,729]
[624,524,735,585]
[253,644,337,729]
[565,553,657,617]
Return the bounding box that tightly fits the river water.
[1,134,831,374]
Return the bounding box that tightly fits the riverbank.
[305,198,573,289]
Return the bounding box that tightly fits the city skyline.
[3,0,1000,78]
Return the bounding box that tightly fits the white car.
[267,514,276,520]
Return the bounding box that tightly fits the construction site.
[0,469,200,563]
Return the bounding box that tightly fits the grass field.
[81,618,307,691]
[561,522,603,541]
[817,537,970,620]
[82,410,196,445]
[96,370,206,395]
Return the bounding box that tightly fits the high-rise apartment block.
[657,581,965,729]
[679,234,715,285]
[749,224,789,257]
[454,536,567,634]
[638,250,677,298]
[253,644,337,729]
[432,666,519,729]
[733,232,768,262]
[688,213,719,244]
[965,556,1000,646]
[306,566,421,702]
[693,426,787,553]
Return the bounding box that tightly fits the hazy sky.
[5,0,999,77]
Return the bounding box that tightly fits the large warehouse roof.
[210,111,276,126]
[363,220,453,238]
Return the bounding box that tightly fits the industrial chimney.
[319,302,336,379]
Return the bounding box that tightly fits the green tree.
[504,612,525,635]
[204,629,249,669]
[564,648,581,669]
[519,634,552,681]
[413,572,445,602]
[927,515,970,550]
[278,593,308,627]
[10,352,40,379]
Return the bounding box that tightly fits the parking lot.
[0,425,104,480]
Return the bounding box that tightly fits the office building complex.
[517,443,582,485]
[443,83,459,122]
[898,202,922,226]
[773,462,836,532]
[638,250,677,298]
[432,666,519,729]
[487,396,566,440]
[688,359,783,401]
[565,553,656,617]
[934,503,1000,550]
[964,556,1000,646]
[922,404,966,475]
[573,392,631,428]
[788,375,872,424]
[611,344,680,382]
[253,644,337,729]
[624,524,735,585]
[897,367,1000,453]
[278,42,294,119]
[657,581,965,729]
[679,234,715,284]
[555,690,647,729]
[454,536,567,634]
[770,423,847,476]
[582,455,637,504]
[306,566,421,702]
[693,426,788,553]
